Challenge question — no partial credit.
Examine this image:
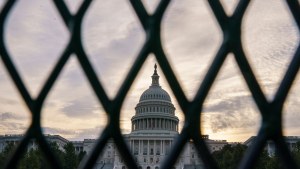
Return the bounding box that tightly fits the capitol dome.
[131,64,179,134]
[139,66,171,102]
[139,87,171,102]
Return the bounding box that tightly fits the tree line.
[0,142,86,169]
[1,141,300,169]
[212,142,300,169]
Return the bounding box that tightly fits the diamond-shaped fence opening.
[41,57,107,142]
[161,0,222,100]
[0,0,300,169]
[201,55,261,142]
[242,0,300,101]
[4,0,69,98]
[81,0,145,99]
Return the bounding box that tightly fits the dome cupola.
[139,64,171,102]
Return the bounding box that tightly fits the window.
[156,158,160,163]
[143,141,148,155]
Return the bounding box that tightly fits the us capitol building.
[0,65,228,169]
[74,65,228,169]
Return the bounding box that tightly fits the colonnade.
[136,105,175,115]
[132,118,178,131]
[130,139,173,156]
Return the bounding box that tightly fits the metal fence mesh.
[0,0,300,169]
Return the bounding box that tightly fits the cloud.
[206,111,259,133]
[202,94,260,133]
[0,112,23,120]
[203,95,254,113]
[0,97,19,106]
[0,122,28,134]
[60,98,100,118]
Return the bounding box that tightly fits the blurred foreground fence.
[0,0,300,169]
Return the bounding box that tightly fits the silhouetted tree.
[212,144,247,169]
[63,142,78,169]
[292,141,300,168]
[0,142,16,168]
[0,141,87,169]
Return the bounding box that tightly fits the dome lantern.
[139,64,171,102]
[151,64,160,86]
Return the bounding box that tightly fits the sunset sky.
[0,0,299,142]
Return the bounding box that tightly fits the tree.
[212,144,248,169]
[18,149,41,169]
[255,150,272,169]
[0,142,16,168]
[49,141,64,164]
[0,141,86,169]
[212,144,276,169]
[63,142,78,169]
[292,141,300,168]
[17,142,65,169]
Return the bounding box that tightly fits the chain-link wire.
[0,0,300,169]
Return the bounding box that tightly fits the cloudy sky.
[0,0,299,142]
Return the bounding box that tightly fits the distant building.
[0,134,68,152]
[244,136,300,156]
[0,65,228,169]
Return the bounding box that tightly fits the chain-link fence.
[0,0,300,169]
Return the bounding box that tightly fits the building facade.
[244,136,300,156]
[0,134,68,152]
